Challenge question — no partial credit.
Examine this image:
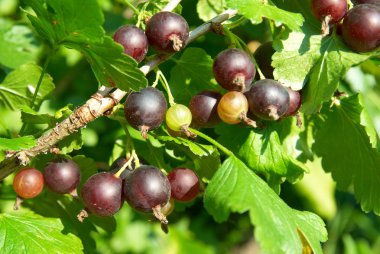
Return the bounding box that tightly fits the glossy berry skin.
[145,12,189,53]
[311,0,348,24]
[253,42,275,79]
[166,104,192,131]
[124,87,167,135]
[43,158,80,194]
[342,4,380,52]
[189,91,222,128]
[213,49,256,92]
[217,91,249,124]
[113,25,148,63]
[246,79,290,121]
[13,168,44,199]
[81,172,123,217]
[283,89,302,117]
[124,165,171,212]
[167,168,200,202]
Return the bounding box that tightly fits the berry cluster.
[311,0,380,52]
[80,162,200,230]
[12,157,200,229]
[13,159,81,209]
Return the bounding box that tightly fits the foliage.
[0,0,379,253]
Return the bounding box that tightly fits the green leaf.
[154,132,217,157]
[271,1,378,114]
[313,94,380,214]
[170,48,219,104]
[226,0,304,31]
[0,63,54,110]
[0,19,41,69]
[78,37,147,91]
[20,105,55,126]
[25,0,104,47]
[0,136,36,151]
[216,123,306,182]
[0,213,83,254]
[25,0,147,90]
[204,156,327,254]
[196,0,225,21]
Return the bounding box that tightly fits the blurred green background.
[0,0,380,253]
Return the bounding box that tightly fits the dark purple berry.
[43,158,80,194]
[246,79,290,121]
[124,165,171,213]
[145,12,189,53]
[189,91,222,128]
[113,25,148,63]
[213,49,256,92]
[124,87,167,138]
[253,42,275,79]
[311,0,348,24]
[283,89,302,117]
[81,172,123,217]
[167,168,200,202]
[342,4,380,52]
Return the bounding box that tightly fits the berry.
[342,4,380,52]
[246,79,290,121]
[124,87,167,138]
[217,91,256,127]
[43,158,80,194]
[283,89,302,117]
[13,168,44,199]
[213,49,256,92]
[311,0,348,24]
[189,91,222,128]
[167,168,200,202]
[253,42,275,79]
[145,12,189,53]
[81,172,123,217]
[124,165,171,212]
[166,104,192,131]
[113,25,148,63]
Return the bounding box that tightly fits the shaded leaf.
[0,63,54,110]
[313,94,380,214]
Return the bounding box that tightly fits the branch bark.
[0,9,238,180]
